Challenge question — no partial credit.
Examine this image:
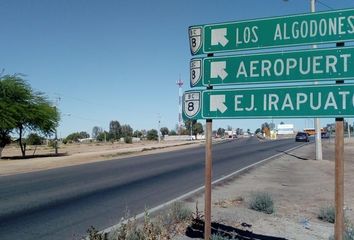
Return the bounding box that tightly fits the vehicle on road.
[295,132,309,142]
[321,132,330,139]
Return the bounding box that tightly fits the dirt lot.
[182,138,354,240]
[0,140,204,176]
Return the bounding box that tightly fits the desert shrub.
[147,129,158,141]
[116,218,143,240]
[248,191,274,214]
[26,133,43,145]
[124,136,133,144]
[114,211,167,240]
[211,234,240,240]
[169,201,192,222]
[87,226,105,240]
[318,205,335,223]
[345,225,354,240]
[329,222,354,240]
[211,234,228,240]
[47,140,56,148]
[112,204,192,240]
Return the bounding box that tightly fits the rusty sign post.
[335,42,345,240]
[205,118,212,240]
[204,49,214,239]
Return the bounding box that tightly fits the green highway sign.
[183,84,354,120]
[190,47,354,87]
[189,8,354,55]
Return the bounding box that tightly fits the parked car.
[295,132,309,142]
[321,132,330,139]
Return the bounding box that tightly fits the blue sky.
[1,0,354,137]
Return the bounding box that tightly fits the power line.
[317,0,334,10]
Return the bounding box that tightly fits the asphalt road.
[0,137,305,240]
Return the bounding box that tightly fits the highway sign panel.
[189,8,354,55]
[190,47,354,87]
[183,84,354,120]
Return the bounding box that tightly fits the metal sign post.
[205,118,212,240]
[335,118,344,240]
[335,41,345,240]
[204,51,213,240]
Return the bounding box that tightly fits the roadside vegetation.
[329,223,354,240]
[86,202,192,240]
[248,191,275,214]
[0,74,59,158]
[318,205,335,223]
[317,204,354,240]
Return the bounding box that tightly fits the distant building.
[277,124,294,135]
[78,138,94,143]
[225,130,237,138]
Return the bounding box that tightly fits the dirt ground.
[0,140,204,176]
[183,138,354,240]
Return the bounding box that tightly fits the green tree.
[109,120,121,140]
[217,128,225,137]
[133,130,143,138]
[184,120,196,132]
[121,124,133,137]
[192,122,204,139]
[79,131,90,139]
[147,129,158,141]
[65,131,90,142]
[65,132,81,142]
[26,133,43,145]
[96,131,108,142]
[92,126,102,139]
[0,75,59,157]
[169,130,177,136]
[236,128,243,135]
[160,127,169,137]
[184,120,204,139]
[141,129,147,139]
[255,128,262,135]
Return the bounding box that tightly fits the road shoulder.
[0,140,206,176]
[181,139,354,239]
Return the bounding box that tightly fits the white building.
[277,124,294,135]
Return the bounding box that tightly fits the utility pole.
[54,106,58,155]
[189,121,192,140]
[177,77,184,134]
[157,114,161,143]
[311,0,323,160]
[54,97,61,155]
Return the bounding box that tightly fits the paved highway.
[0,137,304,240]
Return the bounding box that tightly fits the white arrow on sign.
[211,28,229,47]
[210,95,227,113]
[210,61,228,80]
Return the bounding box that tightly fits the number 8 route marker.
[183,84,354,120]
